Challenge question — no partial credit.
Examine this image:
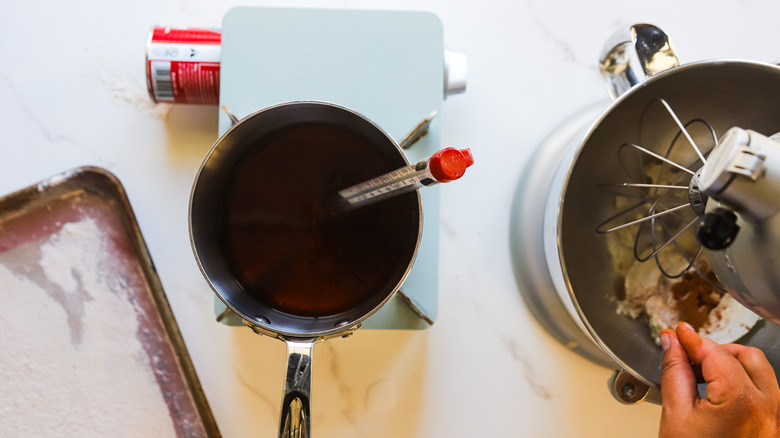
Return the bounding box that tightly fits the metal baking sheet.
[0,166,220,437]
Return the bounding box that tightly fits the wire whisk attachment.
[596,98,718,278]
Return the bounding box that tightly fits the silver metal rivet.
[622,383,637,398]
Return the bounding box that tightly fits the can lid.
[429,148,474,182]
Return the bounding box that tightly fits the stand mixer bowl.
[512,24,780,403]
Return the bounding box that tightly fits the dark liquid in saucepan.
[217,123,419,318]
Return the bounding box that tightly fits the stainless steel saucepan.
[190,101,422,436]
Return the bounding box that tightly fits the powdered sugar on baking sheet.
[0,218,177,437]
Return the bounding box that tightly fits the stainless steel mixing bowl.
[513,56,780,402]
[559,60,780,387]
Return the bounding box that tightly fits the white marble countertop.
[3,1,780,437]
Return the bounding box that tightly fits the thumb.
[660,328,698,411]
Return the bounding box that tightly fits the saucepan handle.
[279,340,314,438]
[599,24,680,101]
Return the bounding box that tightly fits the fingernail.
[660,332,671,352]
[681,322,695,332]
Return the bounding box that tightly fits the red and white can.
[145,26,222,105]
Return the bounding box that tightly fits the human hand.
[659,322,780,438]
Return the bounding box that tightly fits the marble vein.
[500,334,553,400]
